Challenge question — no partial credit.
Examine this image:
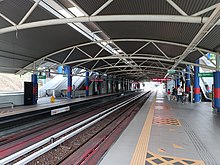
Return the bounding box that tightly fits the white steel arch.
[1,15,220,35]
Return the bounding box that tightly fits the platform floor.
[99,90,220,165]
[0,93,116,118]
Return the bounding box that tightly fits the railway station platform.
[0,93,117,118]
[99,90,220,165]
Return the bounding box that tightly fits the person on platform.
[167,89,171,101]
[177,85,184,103]
[171,87,177,100]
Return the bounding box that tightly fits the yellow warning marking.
[158,148,166,153]
[153,116,181,126]
[146,151,205,165]
[173,144,185,149]
[130,93,157,165]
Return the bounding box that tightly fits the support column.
[64,66,72,99]
[111,78,114,93]
[185,65,191,93]
[97,75,101,94]
[120,79,123,91]
[213,71,220,112]
[85,70,89,96]
[194,60,200,103]
[106,76,109,94]
[31,74,38,105]
[176,75,180,87]
[115,80,119,92]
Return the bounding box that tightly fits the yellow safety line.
[130,94,157,165]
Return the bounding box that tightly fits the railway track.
[0,91,151,165]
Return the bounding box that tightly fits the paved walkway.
[99,89,220,165]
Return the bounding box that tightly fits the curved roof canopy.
[0,0,220,80]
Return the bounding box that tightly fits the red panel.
[214,88,220,98]
[194,88,200,94]
[67,86,72,92]
[85,86,89,90]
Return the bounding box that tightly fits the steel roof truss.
[152,42,170,59]
[62,48,75,64]
[192,3,220,16]
[166,0,188,16]
[0,13,16,26]
[130,42,151,57]
[77,47,93,59]
[19,0,41,25]
[91,0,114,16]
[170,4,220,73]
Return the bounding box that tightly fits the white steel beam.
[94,48,104,58]
[19,0,41,25]
[2,15,220,35]
[62,48,75,64]
[130,42,150,57]
[77,48,93,58]
[192,3,220,16]
[170,4,220,73]
[0,13,16,26]
[63,56,216,70]
[108,70,166,75]
[94,65,168,71]
[91,0,113,16]
[152,42,169,59]
[15,39,217,74]
[166,0,188,16]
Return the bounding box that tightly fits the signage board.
[198,73,213,77]
[38,75,46,79]
[51,106,70,115]
[167,70,176,74]
[152,78,171,82]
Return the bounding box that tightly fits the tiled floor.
[99,90,220,165]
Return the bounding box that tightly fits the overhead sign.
[167,70,176,74]
[38,75,46,79]
[152,78,171,82]
[198,73,213,77]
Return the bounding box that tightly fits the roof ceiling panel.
[116,41,147,54]
[0,0,33,24]
[49,50,72,63]
[0,17,11,29]
[73,0,107,15]
[156,43,185,58]
[173,0,219,16]
[138,43,164,56]
[185,51,202,62]
[98,22,201,46]
[199,26,220,52]
[65,49,91,63]
[0,24,89,59]
[99,0,179,15]
[79,44,104,58]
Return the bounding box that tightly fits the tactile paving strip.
[153,117,181,126]
[146,151,205,165]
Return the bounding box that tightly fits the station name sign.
[198,72,213,77]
